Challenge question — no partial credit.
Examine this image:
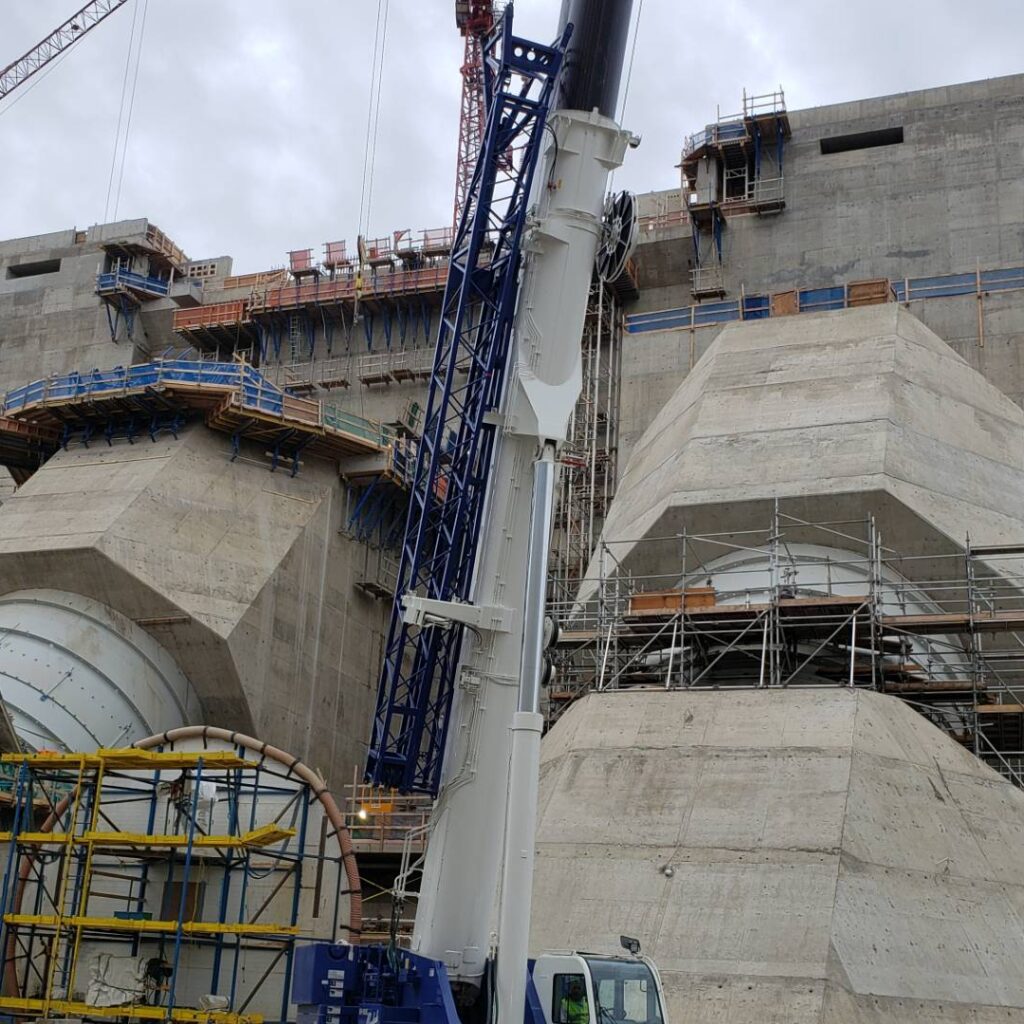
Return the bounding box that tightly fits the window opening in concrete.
[820,126,904,155]
[6,258,62,279]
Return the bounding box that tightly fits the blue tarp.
[626,265,1024,337]
[798,286,845,312]
[893,267,1024,301]
[625,294,769,334]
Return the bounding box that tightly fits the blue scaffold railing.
[364,8,570,794]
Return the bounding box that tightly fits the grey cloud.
[2,1,1021,272]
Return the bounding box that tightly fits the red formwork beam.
[173,300,248,331]
[288,249,317,274]
[252,267,450,314]
[324,241,352,270]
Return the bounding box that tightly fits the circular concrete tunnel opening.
[0,589,199,751]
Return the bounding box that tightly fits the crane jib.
[364,10,571,796]
[0,1,132,100]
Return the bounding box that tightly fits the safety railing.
[145,223,189,268]
[626,262,1024,336]
[267,355,353,392]
[690,265,726,297]
[288,249,316,273]
[743,88,787,119]
[638,209,688,233]
[250,265,449,314]
[893,266,1024,302]
[96,269,170,298]
[174,300,249,330]
[421,227,454,253]
[322,402,397,449]
[220,270,288,292]
[323,241,351,269]
[751,176,785,205]
[342,782,432,854]
[357,350,435,383]
[3,359,283,416]
[683,119,748,158]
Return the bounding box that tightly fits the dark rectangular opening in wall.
[820,127,904,155]
[6,258,62,279]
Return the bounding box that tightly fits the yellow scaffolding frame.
[0,747,325,1024]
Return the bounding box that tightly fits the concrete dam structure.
[533,300,1024,1019]
[1,66,1024,1023]
[535,688,1024,1022]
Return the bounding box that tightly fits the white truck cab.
[532,939,667,1024]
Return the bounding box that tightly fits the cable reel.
[596,189,638,283]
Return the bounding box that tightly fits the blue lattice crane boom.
[0,0,131,100]
[294,3,667,1022]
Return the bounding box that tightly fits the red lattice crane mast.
[452,0,499,230]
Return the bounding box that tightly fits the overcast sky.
[3,1,1022,273]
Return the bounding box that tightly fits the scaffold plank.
[1,749,250,770]
[83,823,296,849]
[4,914,298,937]
[0,996,262,1024]
[0,831,71,844]
[882,610,1024,634]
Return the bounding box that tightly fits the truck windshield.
[585,958,664,1024]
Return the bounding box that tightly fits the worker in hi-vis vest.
[561,979,590,1024]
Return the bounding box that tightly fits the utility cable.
[357,0,391,239]
[357,0,386,238]
[618,0,645,125]
[608,0,645,193]
[0,45,76,118]
[112,0,150,220]
[363,0,390,237]
[104,0,141,221]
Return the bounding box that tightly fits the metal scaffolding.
[547,504,1024,785]
[0,748,347,1024]
[549,279,622,604]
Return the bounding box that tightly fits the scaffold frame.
[547,503,1024,786]
[0,747,347,1024]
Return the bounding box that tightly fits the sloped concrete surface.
[595,305,1024,586]
[532,689,1024,1022]
[0,425,381,777]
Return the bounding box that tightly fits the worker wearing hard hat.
[561,979,590,1024]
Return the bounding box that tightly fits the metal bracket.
[401,595,512,634]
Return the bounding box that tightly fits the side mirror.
[619,935,641,956]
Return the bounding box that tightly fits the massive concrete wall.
[0,227,138,381]
[624,73,1024,467]
[598,304,1024,588]
[533,688,1024,1022]
[0,424,383,779]
[0,220,192,383]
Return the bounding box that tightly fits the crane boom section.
[0,0,131,100]
[365,13,569,797]
[410,0,634,1001]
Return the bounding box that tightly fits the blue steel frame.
[365,8,570,794]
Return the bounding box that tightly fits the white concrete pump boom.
[0,0,132,100]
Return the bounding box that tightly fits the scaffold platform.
[0,359,396,478]
[0,745,339,1024]
[547,510,1024,785]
